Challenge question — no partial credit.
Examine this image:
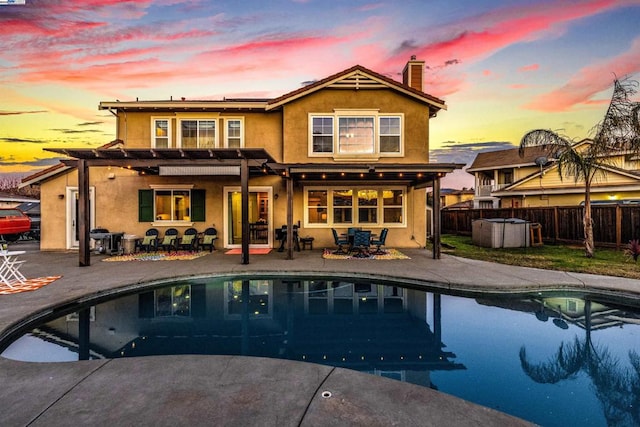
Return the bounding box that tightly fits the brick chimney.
[402,55,425,92]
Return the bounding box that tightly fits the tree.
[519,78,640,258]
[0,175,40,199]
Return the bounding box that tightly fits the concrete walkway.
[1,240,639,426]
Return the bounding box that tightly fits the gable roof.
[467,145,552,172]
[266,64,446,115]
[98,64,447,117]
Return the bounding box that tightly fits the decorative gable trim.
[266,65,446,113]
[327,70,388,90]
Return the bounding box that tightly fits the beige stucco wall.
[40,85,436,251]
[115,111,284,160]
[40,167,425,250]
[280,88,430,164]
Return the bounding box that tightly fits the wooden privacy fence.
[441,205,640,249]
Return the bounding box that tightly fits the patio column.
[78,159,91,267]
[241,158,250,264]
[286,173,294,260]
[432,177,441,259]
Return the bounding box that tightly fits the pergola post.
[78,159,91,267]
[286,173,294,260]
[241,158,250,265]
[432,177,441,259]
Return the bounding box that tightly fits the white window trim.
[308,111,404,159]
[149,186,194,226]
[309,115,334,156]
[303,186,406,228]
[151,117,172,148]
[223,117,244,148]
[222,186,273,249]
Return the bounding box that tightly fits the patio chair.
[177,228,199,252]
[134,228,159,253]
[200,227,218,252]
[370,228,389,255]
[351,230,371,258]
[331,228,350,254]
[159,228,179,252]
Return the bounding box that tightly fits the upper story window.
[379,117,401,153]
[502,170,513,185]
[180,119,216,148]
[312,117,333,153]
[225,119,243,148]
[339,117,374,154]
[310,112,403,158]
[153,118,171,148]
[152,117,244,148]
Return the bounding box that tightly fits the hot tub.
[471,218,531,248]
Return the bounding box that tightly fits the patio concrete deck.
[1,240,639,426]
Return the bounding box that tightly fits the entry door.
[224,187,272,249]
[67,187,95,249]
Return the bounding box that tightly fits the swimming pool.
[2,274,639,427]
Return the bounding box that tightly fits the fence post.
[553,207,559,243]
[616,205,622,250]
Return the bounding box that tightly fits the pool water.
[2,275,639,427]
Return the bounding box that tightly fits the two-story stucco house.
[22,58,461,264]
[467,140,640,208]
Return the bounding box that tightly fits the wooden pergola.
[45,147,461,266]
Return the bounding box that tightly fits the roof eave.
[99,101,269,111]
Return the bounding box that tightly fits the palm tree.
[519,78,640,258]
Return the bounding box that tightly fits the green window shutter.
[191,189,205,222]
[138,190,154,222]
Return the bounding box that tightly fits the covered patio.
[45,147,460,266]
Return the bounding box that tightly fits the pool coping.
[1,240,639,425]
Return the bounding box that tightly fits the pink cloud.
[357,3,384,12]
[525,36,640,112]
[388,0,629,75]
[2,0,637,105]
[518,64,539,72]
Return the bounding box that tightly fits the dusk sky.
[2,0,640,188]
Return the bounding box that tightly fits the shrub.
[625,239,640,262]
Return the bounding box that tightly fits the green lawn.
[440,234,640,280]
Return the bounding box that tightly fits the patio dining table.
[340,229,377,253]
[0,250,27,288]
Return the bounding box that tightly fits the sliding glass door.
[224,187,272,248]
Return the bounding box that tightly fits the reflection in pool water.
[2,276,639,427]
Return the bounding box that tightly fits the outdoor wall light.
[58,194,64,199]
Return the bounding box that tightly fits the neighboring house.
[466,140,640,208]
[439,188,474,208]
[441,200,473,210]
[22,58,461,260]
